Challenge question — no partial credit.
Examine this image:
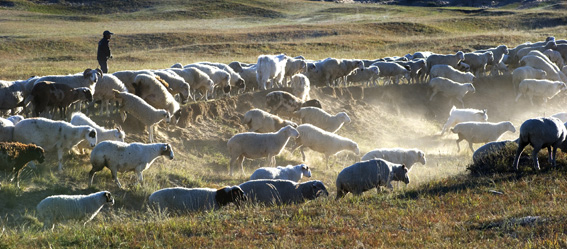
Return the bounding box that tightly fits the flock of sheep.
[1,35,567,230]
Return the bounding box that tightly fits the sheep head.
[160,143,174,160]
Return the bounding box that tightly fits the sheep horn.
[83,68,92,78]
[95,68,103,77]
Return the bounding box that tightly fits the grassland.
[1,0,567,248]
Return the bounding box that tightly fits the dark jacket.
[97,37,111,60]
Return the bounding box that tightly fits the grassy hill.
[1,0,567,248]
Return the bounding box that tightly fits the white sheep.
[429,77,475,108]
[371,62,410,85]
[184,63,231,97]
[0,118,14,142]
[512,117,567,171]
[132,74,180,124]
[450,121,516,152]
[284,56,307,86]
[464,51,494,77]
[239,64,259,91]
[70,112,125,154]
[238,179,328,206]
[148,186,246,213]
[472,140,517,165]
[512,66,547,92]
[112,70,154,93]
[425,51,465,80]
[113,90,171,143]
[6,115,24,125]
[256,54,288,90]
[13,117,97,171]
[543,49,565,69]
[0,78,34,114]
[486,45,509,76]
[265,91,321,117]
[318,58,364,86]
[360,148,426,170]
[335,159,410,199]
[515,79,567,105]
[89,141,174,188]
[429,64,475,83]
[294,107,351,133]
[169,67,215,101]
[34,68,103,95]
[441,106,488,135]
[153,70,192,104]
[227,125,299,176]
[91,74,128,116]
[395,59,426,84]
[346,66,380,86]
[292,124,360,168]
[289,74,311,102]
[242,108,297,133]
[249,164,312,182]
[196,62,245,92]
[36,191,114,230]
[520,54,567,83]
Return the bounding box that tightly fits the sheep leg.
[57,149,64,171]
[552,146,558,168]
[512,141,529,171]
[148,125,154,143]
[229,156,236,176]
[531,145,542,171]
[112,169,122,189]
[468,141,475,153]
[238,155,245,175]
[528,94,535,106]
[457,97,465,108]
[300,147,306,162]
[455,138,462,152]
[429,90,438,101]
[136,170,144,186]
[514,93,522,102]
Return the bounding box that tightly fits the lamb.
[227,125,299,176]
[486,45,509,75]
[543,49,565,69]
[26,81,93,119]
[472,140,517,165]
[463,51,494,77]
[148,186,246,213]
[242,109,297,133]
[512,117,567,171]
[113,90,171,143]
[89,141,174,188]
[428,77,475,108]
[289,74,311,102]
[153,70,192,104]
[511,66,547,93]
[169,67,215,101]
[265,91,322,117]
[425,51,465,80]
[395,59,426,84]
[317,58,364,86]
[91,74,128,116]
[515,79,567,105]
[256,54,288,90]
[429,64,475,83]
[131,74,181,124]
[292,124,360,168]
[70,112,125,154]
[346,65,380,86]
[112,70,154,93]
[371,62,410,85]
[0,118,14,142]
[250,164,312,182]
[13,118,96,171]
[294,107,351,133]
[450,121,516,152]
[238,179,328,206]
[33,68,103,95]
[0,142,44,189]
[184,63,231,97]
[335,159,410,199]
[360,148,426,170]
[440,106,488,135]
[36,191,114,230]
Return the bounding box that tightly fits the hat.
[103,30,114,36]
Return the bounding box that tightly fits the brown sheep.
[27,81,93,119]
[0,142,45,189]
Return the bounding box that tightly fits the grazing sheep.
[89,141,174,188]
[91,74,128,116]
[132,74,181,124]
[256,54,288,90]
[227,125,299,176]
[26,81,93,119]
[112,70,154,93]
[289,74,311,102]
[148,186,246,213]
[515,79,567,105]
[250,164,312,182]
[197,62,245,92]
[70,112,125,154]
[169,67,215,101]
[0,78,36,114]
[239,64,259,92]
[360,148,426,170]
[318,58,364,86]
[292,124,360,168]
[0,142,44,189]
[512,66,548,93]
[284,56,307,86]
[113,90,171,143]
[429,77,475,108]
[294,107,351,133]
[464,51,494,77]
[395,59,426,84]
[242,109,297,133]
[521,54,567,83]
[425,51,465,80]
[543,49,565,69]
[37,191,114,230]
[429,64,475,83]
[0,118,14,142]
[238,179,328,206]
[515,40,558,65]
[335,159,410,199]
[153,70,192,104]
[34,68,102,95]
[451,121,516,152]
[413,51,433,59]
[472,140,517,165]
[346,66,380,86]
[485,45,509,76]
[512,117,567,171]
[371,61,410,85]
[265,91,321,117]
[184,63,231,97]
[441,106,488,135]
[13,118,96,171]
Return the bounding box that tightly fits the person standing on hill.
[97,30,113,73]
